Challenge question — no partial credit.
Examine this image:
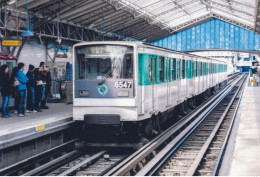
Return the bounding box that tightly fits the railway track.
[103,73,246,176]
[155,76,246,176]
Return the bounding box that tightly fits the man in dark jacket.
[26,65,37,113]
[39,62,48,109]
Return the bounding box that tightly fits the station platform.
[0,103,73,150]
[228,86,260,175]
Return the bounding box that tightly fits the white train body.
[73,41,227,128]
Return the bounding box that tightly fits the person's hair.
[40,62,45,67]
[29,64,35,70]
[10,66,19,83]
[18,62,25,69]
[0,64,8,79]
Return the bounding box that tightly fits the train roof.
[73,41,227,63]
[0,53,18,60]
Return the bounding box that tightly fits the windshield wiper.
[98,66,116,85]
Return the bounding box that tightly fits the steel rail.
[0,138,79,176]
[21,150,81,176]
[103,74,242,176]
[186,75,247,175]
[212,75,248,175]
[58,151,106,176]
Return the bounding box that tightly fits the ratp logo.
[97,84,108,96]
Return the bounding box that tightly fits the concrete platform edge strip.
[0,120,74,150]
[0,117,73,150]
[0,114,72,140]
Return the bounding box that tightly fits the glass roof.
[118,0,257,32]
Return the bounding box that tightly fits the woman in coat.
[0,65,12,118]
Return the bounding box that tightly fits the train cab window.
[172,58,176,80]
[149,57,156,83]
[158,57,164,82]
[75,45,133,80]
[182,60,186,79]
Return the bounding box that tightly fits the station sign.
[2,39,22,46]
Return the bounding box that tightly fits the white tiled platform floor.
[229,86,260,175]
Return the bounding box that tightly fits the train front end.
[73,42,138,133]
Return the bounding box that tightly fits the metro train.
[73,41,228,138]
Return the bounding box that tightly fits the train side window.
[177,59,181,80]
[172,58,176,80]
[148,57,152,83]
[182,60,185,79]
[149,57,156,83]
[204,62,206,75]
[200,62,203,76]
[202,62,204,76]
[158,56,164,82]
[196,61,198,77]
[193,61,197,77]
[206,62,208,75]
[166,58,169,81]
[191,61,194,78]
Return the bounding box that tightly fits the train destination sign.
[2,39,21,46]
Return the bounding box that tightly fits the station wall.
[0,41,73,72]
[152,19,260,52]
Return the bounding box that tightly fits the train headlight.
[117,90,129,97]
[79,90,89,96]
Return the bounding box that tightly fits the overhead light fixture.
[88,24,94,28]
[7,0,16,5]
[22,0,34,37]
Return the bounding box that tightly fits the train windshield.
[75,45,133,80]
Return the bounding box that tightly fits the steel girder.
[66,3,108,21]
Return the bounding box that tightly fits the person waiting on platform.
[38,62,48,109]
[0,65,12,118]
[11,67,19,114]
[26,65,37,113]
[16,63,29,117]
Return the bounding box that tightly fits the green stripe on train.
[138,52,227,86]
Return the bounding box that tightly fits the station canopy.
[6,0,260,42]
